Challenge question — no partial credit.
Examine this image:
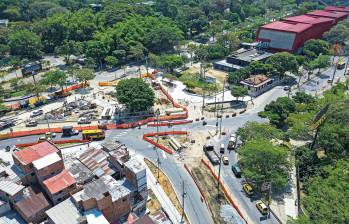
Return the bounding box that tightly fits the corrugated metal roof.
[46,197,83,224]
[43,170,76,194]
[14,142,59,165]
[0,181,24,196]
[14,193,50,219]
[78,148,116,177]
[283,15,334,24]
[307,10,348,19]
[261,21,313,33]
[32,152,61,170]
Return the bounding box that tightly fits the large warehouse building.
[256,6,349,53]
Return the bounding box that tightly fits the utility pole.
[310,126,320,151]
[145,56,149,76]
[202,89,205,116]
[155,109,161,183]
[181,180,187,223]
[219,79,225,136]
[296,165,301,215]
[217,154,222,199]
[215,92,219,133]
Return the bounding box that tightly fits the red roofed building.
[257,21,314,52]
[43,169,77,205]
[306,10,348,23]
[257,7,349,53]
[325,6,349,13]
[12,141,61,184]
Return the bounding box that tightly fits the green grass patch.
[179,72,218,92]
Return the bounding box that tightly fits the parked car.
[222,156,229,165]
[232,164,242,178]
[220,143,225,153]
[242,183,254,196]
[283,86,290,91]
[62,126,79,137]
[203,144,214,151]
[78,117,91,124]
[30,109,43,118]
[25,120,38,127]
[45,132,56,138]
[256,200,269,215]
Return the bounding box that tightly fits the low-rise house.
[78,148,117,178]
[240,74,274,97]
[33,152,64,183]
[46,197,86,224]
[12,141,60,184]
[0,181,25,204]
[14,192,50,223]
[68,160,94,185]
[0,199,11,216]
[72,175,131,223]
[43,169,77,205]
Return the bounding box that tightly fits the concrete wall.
[258,29,295,51]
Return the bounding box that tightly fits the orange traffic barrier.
[143,131,188,154]
[201,159,248,224]
[16,139,89,148]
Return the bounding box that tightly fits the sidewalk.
[146,165,183,224]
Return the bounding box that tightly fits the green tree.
[231,85,248,101]
[303,39,330,60]
[74,68,95,86]
[292,92,315,104]
[266,52,299,78]
[105,56,118,70]
[309,55,331,75]
[259,97,296,127]
[237,121,283,143]
[115,78,155,112]
[158,54,184,73]
[55,40,82,65]
[239,138,290,190]
[300,160,349,224]
[7,30,42,59]
[324,22,349,45]
[86,40,110,70]
[42,70,67,92]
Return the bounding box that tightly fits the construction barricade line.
[15,139,90,148]
[142,131,188,155]
[201,159,248,224]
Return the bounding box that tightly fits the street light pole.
[219,79,226,136]
[217,154,222,199]
[155,108,161,183]
[181,180,187,223]
[202,89,205,116]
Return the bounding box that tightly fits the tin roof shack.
[33,152,64,183]
[68,160,94,185]
[124,158,147,213]
[72,175,131,223]
[14,192,50,223]
[12,141,60,184]
[240,74,273,97]
[101,141,125,152]
[0,181,25,204]
[79,148,117,178]
[46,197,86,224]
[43,170,78,205]
[0,164,25,183]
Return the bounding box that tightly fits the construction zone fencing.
[0,71,189,140]
[143,131,188,154]
[201,159,248,224]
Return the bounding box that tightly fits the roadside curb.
[201,159,249,224]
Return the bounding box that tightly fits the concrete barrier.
[16,139,90,147]
[143,131,188,154]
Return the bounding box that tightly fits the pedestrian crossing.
[111,130,130,140]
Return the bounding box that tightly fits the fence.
[143,131,188,154]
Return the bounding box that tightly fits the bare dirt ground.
[147,189,162,214]
[144,158,189,224]
[187,63,229,87]
[191,163,230,224]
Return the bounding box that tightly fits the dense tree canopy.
[259,97,296,127]
[7,29,42,59]
[115,78,155,112]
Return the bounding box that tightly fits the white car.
[30,109,43,118]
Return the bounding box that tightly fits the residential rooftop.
[68,160,94,185]
[13,141,59,165]
[125,158,146,174]
[43,170,76,194]
[32,152,61,170]
[46,197,84,224]
[0,180,25,196]
[78,148,116,177]
[240,74,271,87]
[84,209,109,224]
[73,175,131,202]
[14,192,50,220]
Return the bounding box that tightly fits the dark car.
[232,164,242,178]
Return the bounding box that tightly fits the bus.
[82,129,105,141]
